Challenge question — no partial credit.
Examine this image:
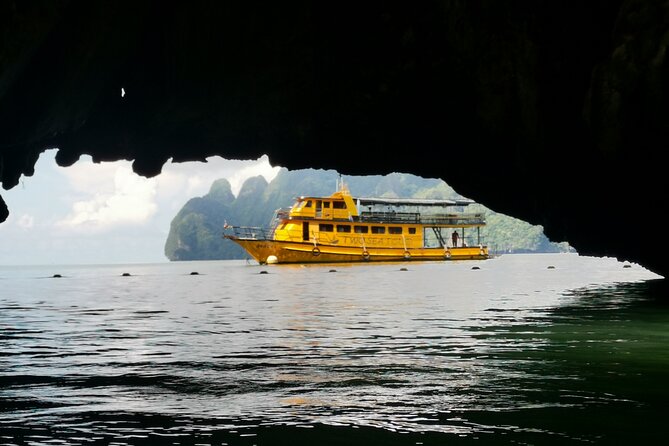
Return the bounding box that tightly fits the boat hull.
[225,237,489,264]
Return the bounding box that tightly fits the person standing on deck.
[451,230,459,247]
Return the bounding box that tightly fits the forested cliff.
[165,169,570,261]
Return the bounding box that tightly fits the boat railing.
[274,208,291,219]
[359,211,485,226]
[359,211,420,223]
[225,226,273,240]
[420,213,486,226]
[268,208,291,231]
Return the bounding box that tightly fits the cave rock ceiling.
[1,1,667,277]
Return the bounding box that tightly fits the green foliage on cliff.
[164,169,571,260]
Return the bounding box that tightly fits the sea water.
[0,253,666,445]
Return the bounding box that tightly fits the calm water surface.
[0,254,666,445]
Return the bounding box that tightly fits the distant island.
[164,169,572,261]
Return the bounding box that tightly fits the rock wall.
[1,1,667,276]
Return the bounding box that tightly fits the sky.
[0,150,281,265]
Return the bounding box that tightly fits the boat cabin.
[271,186,486,250]
[287,190,359,221]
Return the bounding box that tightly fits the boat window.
[354,225,368,233]
[336,225,351,233]
[333,201,346,209]
[388,227,402,234]
[319,224,334,232]
[371,226,385,234]
[304,200,312,208]
[324,201,331,208]
[408,227,416,234]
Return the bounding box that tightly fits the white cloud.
[59,156,123,194]
[16,214,35,229]
[57,162,158,231]
[0,150,283,264]
[55,154,279,233]
[227,156,281,195]
[159,154,280,198]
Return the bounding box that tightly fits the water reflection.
[0,256,666,444]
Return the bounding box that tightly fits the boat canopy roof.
[354,196,475,207]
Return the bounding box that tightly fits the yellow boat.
[223,181,489,264]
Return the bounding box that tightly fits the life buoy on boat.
[403,251,411,260]
[312,247,321,256]
[362,250,370,260]
[444,250,451,259]
[479,248,485,256]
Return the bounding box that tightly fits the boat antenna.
[338,174,349,193]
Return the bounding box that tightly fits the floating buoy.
[328,269,337,273]
[547,265,555,269]
[399,267,408,271]
[52,274,62,278]
[266,255,279,264]
[471,266,480,270]
[259,270,269,274]
[190,271,199,275]
[623,264,631,268]
[121,272,131,277]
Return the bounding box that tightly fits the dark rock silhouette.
[1,1,667,277]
